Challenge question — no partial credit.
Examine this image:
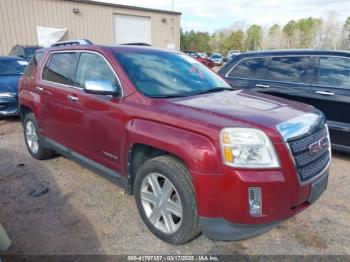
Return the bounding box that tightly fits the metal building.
[0,0,181,55]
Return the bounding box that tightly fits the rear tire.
[134,155,200,244]
[23,113,54,160]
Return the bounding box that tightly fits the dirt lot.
[0,118,350,255]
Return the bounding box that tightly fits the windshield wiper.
[148,93,193,98]
[194,87,234,95]
[148,87,234,98]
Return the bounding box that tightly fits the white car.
[226,50,241,61]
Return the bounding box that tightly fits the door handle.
[35,86,44,92]
[315,91,335,96]
[67,95,79,102]
[255,84,270,88]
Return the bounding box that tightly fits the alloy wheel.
[140,173,183,234]
[25,120,39,154]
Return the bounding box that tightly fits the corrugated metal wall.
[0,0,181,55]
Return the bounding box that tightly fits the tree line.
[181,14,350,55]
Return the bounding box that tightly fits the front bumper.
[200,217,279,241]
[198,171,329,240]
[192,140,330,240]
[0,97,19,116]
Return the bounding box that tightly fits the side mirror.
[84,80,120,96]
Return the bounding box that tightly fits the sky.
[95,0,350,32]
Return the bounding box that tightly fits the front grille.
[0,104,8,110]
[287,126,330,183]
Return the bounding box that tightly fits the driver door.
[66,51,125,172]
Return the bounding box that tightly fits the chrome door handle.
[315,91,335,96]
[67,95,79,102]
[35,86,44,91]
[256,84,270,88]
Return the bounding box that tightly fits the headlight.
[220,128,280,168]
[0,92,16,98]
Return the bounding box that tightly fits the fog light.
[248,187,262,216]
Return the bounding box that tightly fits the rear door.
[223,57,271,89]
[250,56,313,104]
[309,55,350,148]
[39,52,80,146]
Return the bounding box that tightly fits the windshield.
[0,59,28,76]
[114,51,230,97]
[212,54,221,58]
[25,47,40,59]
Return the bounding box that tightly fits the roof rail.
[51,39,93,47]
[121,43,151,47]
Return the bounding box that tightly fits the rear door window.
[42,52,79,85]
[228,57,270,79]
[317,56,350,89]
[265,56,310,83]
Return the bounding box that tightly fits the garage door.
[114,14,151,45]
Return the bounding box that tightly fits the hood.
[162,90,314,138]
[0,75,21,93]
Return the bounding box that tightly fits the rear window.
[266,56,310,83]
[318,57,350,88]
[228,57,270,79]
[24,47,40,60]
[0,59,28,76]
[42,52,78,85]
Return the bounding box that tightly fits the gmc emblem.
[309,137,328,156]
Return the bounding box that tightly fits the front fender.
[125,119,220,175]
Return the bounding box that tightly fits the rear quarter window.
[228,57,270,79]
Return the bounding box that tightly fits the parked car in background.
[19,41,331,244]
[218,49,350,152]
[9,45,42,61]
[198,52,208,59]
[226,49,241,61]
[185,51,214,68]
[0,56,28,116]
[210,53,224,66]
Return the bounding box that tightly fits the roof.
[43,43,181,54]
[65,0,182,15]
[241,49,350,57]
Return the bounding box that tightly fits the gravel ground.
[0,118,349,255]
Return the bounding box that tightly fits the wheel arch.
[125,119,220,194]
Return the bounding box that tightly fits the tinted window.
[24,47,40,60]
[229,57,270,78]
[266,56,309,83]
[75,52,119,90]
[318,57,350,88]
[42,53,78,85]
[114,51,230,97]
[24,52,44,77]
[0,59,28,76]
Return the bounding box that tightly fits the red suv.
[19,41,331,244]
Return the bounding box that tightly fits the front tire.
[134,156,200,244]
[23,113,54,160]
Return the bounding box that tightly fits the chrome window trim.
[40,50,124,97]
